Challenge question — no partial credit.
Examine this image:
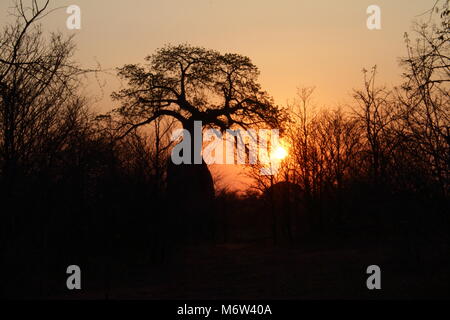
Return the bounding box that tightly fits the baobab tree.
[112,44,284,152]
[111,44,285,243]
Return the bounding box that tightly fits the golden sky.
[0,0,438,191]
[1,0,436,111]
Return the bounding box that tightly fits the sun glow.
[272,146,288,160]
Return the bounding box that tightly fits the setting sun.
[272,146,288,160]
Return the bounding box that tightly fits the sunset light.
[272,146,288,160]
[1,0,447,303]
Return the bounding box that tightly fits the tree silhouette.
[110,44,287,244]
[0,0,93,296]
[111,44,285,161]
[400,0,450,196]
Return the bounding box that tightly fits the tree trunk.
[165,119,215,247]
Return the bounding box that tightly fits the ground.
[59,238,450,300]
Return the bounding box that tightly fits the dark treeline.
[0,0,449,298]
[244,2,449,252]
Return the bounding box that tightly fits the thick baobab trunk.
[166,120,215,246]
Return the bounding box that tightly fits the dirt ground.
[59,239,450,300]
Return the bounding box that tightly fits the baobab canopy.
[111,44,287,138]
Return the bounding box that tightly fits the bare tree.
[0,0,94,296]
[399,0,450,196]
[0,0,86,190]
[352,66,400,186]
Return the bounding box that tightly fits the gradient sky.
[0,0,438,191]
[1,0,437,111]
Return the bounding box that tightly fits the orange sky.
[0,0,438,191]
